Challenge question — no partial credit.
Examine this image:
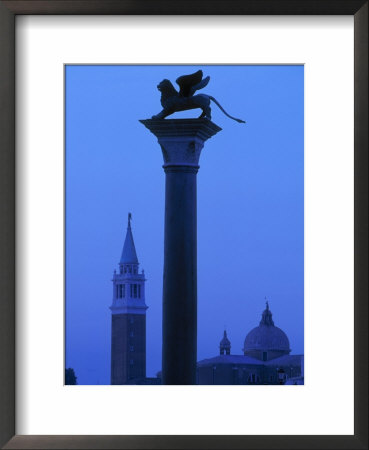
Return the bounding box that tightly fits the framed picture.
[0,1,367,449]
[65,63,304,388]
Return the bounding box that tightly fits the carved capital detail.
[140,118,222,169]
[158,138,204,167]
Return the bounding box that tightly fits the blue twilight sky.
[65,65,304,385]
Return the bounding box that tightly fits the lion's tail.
[208,96,246,123]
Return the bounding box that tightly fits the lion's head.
[156,79,179,103]
[157,79,172,91]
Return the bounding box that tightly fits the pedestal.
[140,119,221,384]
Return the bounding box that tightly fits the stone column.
[140,119,221,384]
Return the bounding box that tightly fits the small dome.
[243,302,290,354]
[220,330,231,348]
[219,330,231,355]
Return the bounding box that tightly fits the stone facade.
[111,313,146,384]
[197,354,303,385]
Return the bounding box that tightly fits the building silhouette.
[110,214,148,384]
[197,303,304,385]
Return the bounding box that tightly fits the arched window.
[130,284,138,298]
[118,284,125,298]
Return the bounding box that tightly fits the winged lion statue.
[152,70,245,124]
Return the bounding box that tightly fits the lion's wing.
[176,70,204,97]
[189,76,210,97]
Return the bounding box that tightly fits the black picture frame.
[0,1,367,449]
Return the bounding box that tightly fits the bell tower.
[110,213,148,384]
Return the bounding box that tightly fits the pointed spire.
[120,213,139,264]
[260,299,274,326]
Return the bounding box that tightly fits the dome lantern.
[260,301,275,326]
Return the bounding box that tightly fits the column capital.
[140,118,222,169]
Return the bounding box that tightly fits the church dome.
[243,302,290,359]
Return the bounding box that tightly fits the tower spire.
[120,213,138,265]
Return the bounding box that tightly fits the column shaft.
[162,167,198,384]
